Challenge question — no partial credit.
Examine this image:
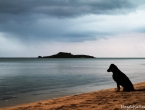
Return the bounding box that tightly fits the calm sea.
[0,58,145,107]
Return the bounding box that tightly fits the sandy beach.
[0,82,145,110]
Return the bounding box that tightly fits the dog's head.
[107,64,117,72]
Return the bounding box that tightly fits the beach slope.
[1,82,145,110]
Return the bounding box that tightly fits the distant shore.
[38,52,95,58]
[1,81,145,110]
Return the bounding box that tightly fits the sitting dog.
[107,64,135,92]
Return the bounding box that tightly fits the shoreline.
[1,81,145,110]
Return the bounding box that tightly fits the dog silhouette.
[107,64,135,92]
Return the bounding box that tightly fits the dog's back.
[113,71,134,91]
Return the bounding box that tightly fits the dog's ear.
[110,64,117,68]
[111,64,118,71]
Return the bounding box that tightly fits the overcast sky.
[0,0,145,57]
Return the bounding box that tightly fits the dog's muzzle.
[107,69,111,72]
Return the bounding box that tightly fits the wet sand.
[0,82,145,110]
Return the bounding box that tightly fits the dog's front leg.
[115,83,120,92]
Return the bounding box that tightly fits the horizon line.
[0,57,145,59]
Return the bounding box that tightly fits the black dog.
[107,64,135,92]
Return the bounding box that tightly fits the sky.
[0,0,145,57]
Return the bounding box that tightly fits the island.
[38,52,95,58]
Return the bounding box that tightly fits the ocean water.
[0,58,145,107]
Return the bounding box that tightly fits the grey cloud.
[0,0,144,18]
[0,0,144,43]
[63,31,112,42]
[0,13,113,42]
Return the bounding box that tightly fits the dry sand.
[1,82,145,110]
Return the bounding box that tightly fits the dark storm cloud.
[0,0,141,18]
[0,0,144,42]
